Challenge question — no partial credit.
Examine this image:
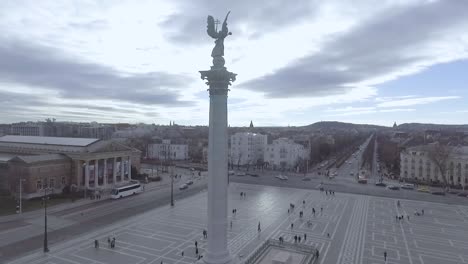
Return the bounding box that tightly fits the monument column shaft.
[205,86,231,263]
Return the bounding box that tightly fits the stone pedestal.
[200,56,236,264]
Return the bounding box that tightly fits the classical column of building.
[84,160,90,189]
[103,158,108,187]
[128,156,132,180]
[95,159,99,187]
[113,157,117,185]
[120,157,124,181]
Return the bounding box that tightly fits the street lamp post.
[170,166,174,207]
[19,178,25,213]
[43,188,50,253]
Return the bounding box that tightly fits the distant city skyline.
[1,1,468,126]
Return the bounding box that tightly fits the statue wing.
[220,11,231,36]
[207,15,218,39]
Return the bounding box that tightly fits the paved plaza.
[7,183,468,264]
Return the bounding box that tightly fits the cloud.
[0,37,194,106]
[376,96,460,108]
[240,0,468,98]
[160,0,318,43]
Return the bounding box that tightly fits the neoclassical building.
[0,135,141,199]
[400,145,468,188]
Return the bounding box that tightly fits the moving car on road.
[387,185,400,190]
[236,172,246,176]
[179,184,188,190]
[417,186,430,193]
[185,180,194,185]
[247,173,259,177]
[401,183,415,190]
[275,175,288,180]
[302,177,311,181]
[375,182,387,187]
[431,191,445,196]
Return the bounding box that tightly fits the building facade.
[264,138,308,170]
[400,145,468,188]
[147,139,189,161]
[230,132,267,166]
[0,135,141,199]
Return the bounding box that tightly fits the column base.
[197,251,238,264]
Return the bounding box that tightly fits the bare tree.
[237,152,242,170]
[428,143,452,191]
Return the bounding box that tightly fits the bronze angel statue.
[206,11,232,58]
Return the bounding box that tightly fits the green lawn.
[0,195,78,216]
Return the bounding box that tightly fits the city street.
[0,168,207,262]
[6,183,468,264]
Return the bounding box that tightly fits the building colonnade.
[81,156,132,190]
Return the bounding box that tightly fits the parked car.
[375,182,387,187]
[236,172,246,176]
[302,177,311,181]
[247,173,259,177]
[431,191,445,196]
[401,183,415,190]
[185,180,194,185]
[179,184,188,190]
[228,170,235,175]
[457,192,468,197]
[350,172,354,176]
[387,185,400,190]
[448,190,459,195]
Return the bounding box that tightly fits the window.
[50,178,55,188]
[37,180,42,190]
[62,176,66,185]
[43,180,48,189]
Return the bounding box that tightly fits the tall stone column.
[200,46,237,264]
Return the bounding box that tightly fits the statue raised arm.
[206,11,232,58]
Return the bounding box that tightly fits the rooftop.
[0,135,99,147]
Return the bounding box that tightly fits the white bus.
[110,182,142,199]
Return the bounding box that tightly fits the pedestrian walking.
[230,220,233,230]
[107,237,111,247]
[384,251,387,261]
[288,209,290,214]
[422,209,424,215]
[298,236,301,243]
[312,208,316,216]
[303,200,305,205]
[315,250,319,258]
[196,247,199,256]
[294,235,297,243]
[195,241,198,248]
[181,251,184,257]
[320,207,323,214]
[291,223,294,229]
[327,233,330,238]
[304,233,307,241]
[407,215,410,221]
[258,222,261,232]
[94,239,99,248]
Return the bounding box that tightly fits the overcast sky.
[1,0,468,126]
